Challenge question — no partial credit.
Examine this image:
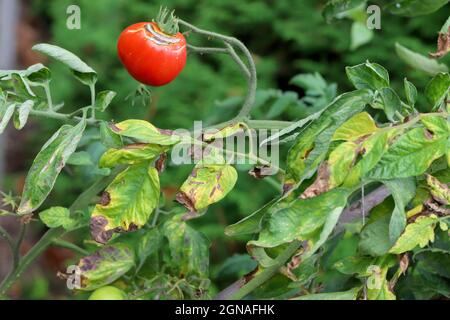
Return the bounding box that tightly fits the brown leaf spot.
[424,129,434,140]
[248,165,276,179]
[429,27,450,59]
[124,143,147,149]
[155,153,167,173]
[99,191,111,206]
[109,122,121,132]
[90,215,114,244]
[175,191,196,213]
[157,128,173,135]
[300,162,330,199]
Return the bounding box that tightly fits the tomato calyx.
[145,23,181,45]
[153,6,179,36]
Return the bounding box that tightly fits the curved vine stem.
[179,19,257,124]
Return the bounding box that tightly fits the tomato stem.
[178,19,257,124]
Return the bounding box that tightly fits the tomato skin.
[117,22,187,86]
[88,286,126,300]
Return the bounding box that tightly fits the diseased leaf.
[77,243,135,291]
[250,189,349,248]
[99,121,123,148]
[176,164,238,213]
[134,228,162,270]
[367,127,448,180]
[425,72,450,111]
[90,162,160,244]
[18,119,86,214]
[386,0,449,17]
[426,174,450,205]
[99,143,166,168]
[334,256,375,276]
[396,43,449,76]
[95,90,116,112]
[285,89,373,187]
[293,287,361,300]
[39,206,75,230]
[384,178,416,244]
[367,266,396,300]
[111,119,180,146]
[162,215,210,278]
[203,122,245,141]
[328,142,359,188]
[346,61,389,91]
[13,100,33,130]
[332,112,379,141]
[390,215,439,254]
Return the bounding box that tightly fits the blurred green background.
[2,0,448,298]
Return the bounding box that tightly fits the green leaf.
[250,189,349,248]
[346,61,389,91]
[378,87,402,122]
[95,90,116,112]
[285,89,373,186]
[162,215,210,278]
[18,119,86,214]
[425,72,450,111]
[293,287,361,300]
[25,63,51,84]
[332,112,379,141]
[390,215,439,254]
[359,208,392,256]
[176,164,238,213]
[322,0,367,23]
[77,243,135,291]
[334,256,375,275]
[13,100,33,130]
[395,43,449,76]
[10,74,35,98]
[39,206,75,230]
[134,228,162,269]
[386,0,449,17]
[99,143,166,168]
[99,121,123,148]
[420,113,450,136]
[111,119,180,146]
[225,197,280,236]
[0,103,15,134]
[404,78,418,107]
[367,126,448,180]
[67,151,93,166]
[90,162,160,244]
[32,43,97,85]
[383,178,416,243]
[350,21,373,50]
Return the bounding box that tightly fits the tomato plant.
[0,3,449,301]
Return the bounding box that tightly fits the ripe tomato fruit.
[117,21,187,86]
[88,286,126,300]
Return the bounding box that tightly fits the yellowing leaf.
[90,162,160,244]
[328,141,358,187]
[39,206,75,230]
[99,143,167,168]
[367,266,396,300]
[389,215,439,254]
[426,174,450,205]
[203,122,245,141]
[332,112,379,141]
[111,119,180,145]
[176,164,237,213]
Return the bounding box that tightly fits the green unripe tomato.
[88,286,126,300]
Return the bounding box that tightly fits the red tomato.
[117,22,187,86]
